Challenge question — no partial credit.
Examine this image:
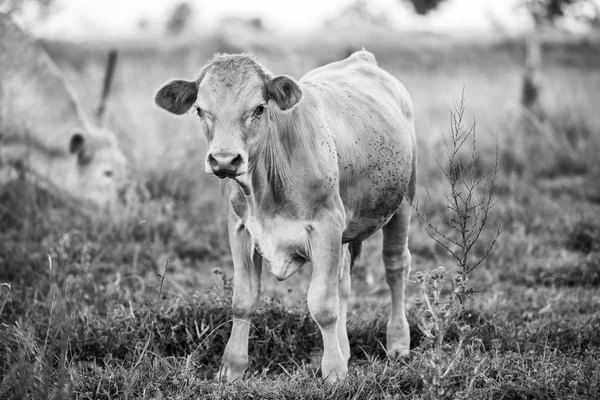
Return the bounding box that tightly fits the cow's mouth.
[214,171,243,179]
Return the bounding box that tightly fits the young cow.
[155,50,416,382]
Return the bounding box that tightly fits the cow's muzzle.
[207,151,246,179]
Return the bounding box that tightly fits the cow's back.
[0,13,88,158]
[302,50,414,123]
[0,14,61,85]
[0,14,130,209]
[302,50,416,241]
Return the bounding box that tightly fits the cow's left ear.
[155,79,198,115]
[69,133,93,165]
[266,75,302,111]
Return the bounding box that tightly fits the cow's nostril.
[208,154,218,168]
[231,154,243,168]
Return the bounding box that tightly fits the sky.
[17,0,352,38]
[9,0,599,40]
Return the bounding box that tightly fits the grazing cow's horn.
[96,49,118,126]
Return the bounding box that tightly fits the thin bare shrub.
[417,93,502,312]
[413,93,501,399]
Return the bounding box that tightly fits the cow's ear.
[266,75,302,111]
[69,133,93,165]
[155,79,198,115]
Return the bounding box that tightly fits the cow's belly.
[339,144,411,243]
[341,178,407,242]
[342,213,394,242]
[335,124,413,244]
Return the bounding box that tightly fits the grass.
[1,28,600,398]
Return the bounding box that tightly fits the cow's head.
[1,122,130,211]
[14,124,131,210]
[155,54,302,180]
[59,126,130,209]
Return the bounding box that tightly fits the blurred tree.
[249,17,263,31]
[0,0,56,20]
[332,0,393,29]
[0,0,52,12]
[402,0,599,23]
[521,0,599,112]
[403,0,448,15]
[524,0,600,27]
[166,1,193,36]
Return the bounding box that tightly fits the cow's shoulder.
[302,49,379,83]
[301,49,411,118]
[345,49,377,66]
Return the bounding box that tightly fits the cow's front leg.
[307,225,347,382]
[218,216,262,381]
[337,244,351,363]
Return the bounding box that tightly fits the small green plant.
[1,240,78,400]
[0,282,10,317]
[414,267,489,399]
[414,267,460,399]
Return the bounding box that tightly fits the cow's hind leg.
[218,215,262,381]
[337,241,362,362]
[382,201,412,358]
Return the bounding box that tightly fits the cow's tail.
[348,241,362,271]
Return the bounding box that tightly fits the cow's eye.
[252,104,264,120]
[195,107,205,119]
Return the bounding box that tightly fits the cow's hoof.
[322,365,348,383]
[386,324,410,359]
[387,346,410,359]
[217,363,245,382]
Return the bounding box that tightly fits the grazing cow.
[0,14,128,209]
[155,50,416,381]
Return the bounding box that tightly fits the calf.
[155,50,416,381]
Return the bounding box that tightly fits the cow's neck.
[231,93,340,279]
[248,94,337,220]
[0,130,68,163]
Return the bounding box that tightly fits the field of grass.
[1,28,600,399]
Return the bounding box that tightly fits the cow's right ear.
[155,79,198,115]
